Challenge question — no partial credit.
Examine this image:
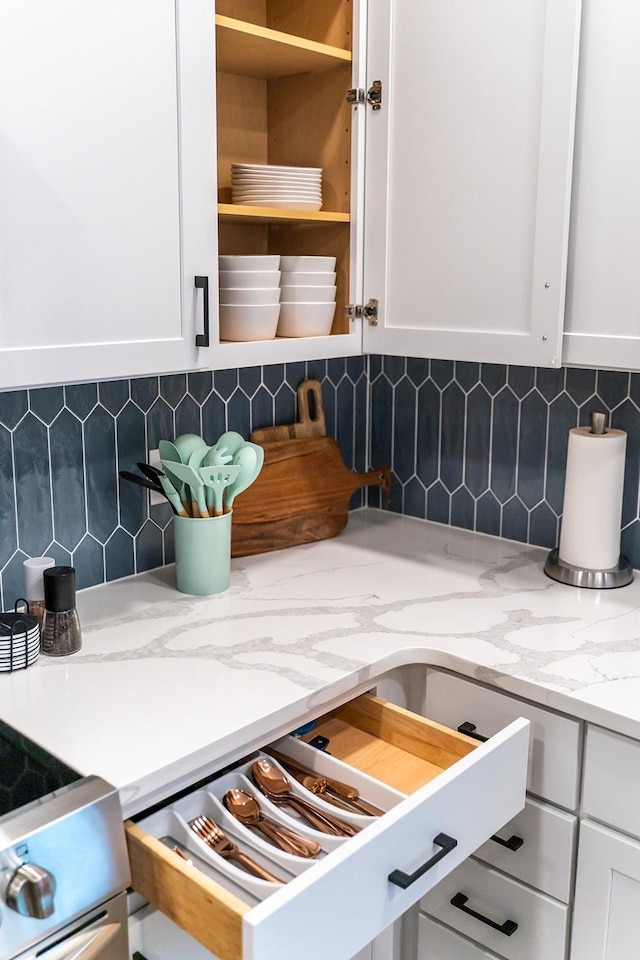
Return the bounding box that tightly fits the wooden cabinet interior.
[215,0,353,337]
[300,695,479,794]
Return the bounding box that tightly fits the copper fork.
[189,814,284,884]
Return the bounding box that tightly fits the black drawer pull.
[195,275,210,347]
[490,832,524,851]
[388,832,457,888]
[451,892,518,936]
[457,721,489,742]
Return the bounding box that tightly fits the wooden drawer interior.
[299,695,479,794]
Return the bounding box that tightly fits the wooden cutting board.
[231,436,391,557]
[250,379,327,443]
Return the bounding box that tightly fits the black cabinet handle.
[457,721,489,742]
[451,893,518,936]
[490,832,524,851]
[388,832,457,888]
[195,275,210,347]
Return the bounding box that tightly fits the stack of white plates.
[231,164,322,211]
[218,255,281,341]
[0,613,40,672]
[278,256,337,337]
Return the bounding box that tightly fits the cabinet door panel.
[363,0,581,367]
[563,0,640,369]
[0,0,216,388]
[571,821,640,960]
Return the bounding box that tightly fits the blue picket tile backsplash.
[2,354,640,609]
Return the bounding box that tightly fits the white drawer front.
[583,725,640,837]
[421,857,569,960]
[473,797,576,902]
[245,720,529,960]
[418,915,501,960]
[425,670,581,808]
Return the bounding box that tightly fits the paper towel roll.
[558,426,627,570]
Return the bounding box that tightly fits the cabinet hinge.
[346,83,382,110]
[346,299,378,326]
[346,88,365,105]
[367,80,383,110]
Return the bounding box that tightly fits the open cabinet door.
[362,0,581,367]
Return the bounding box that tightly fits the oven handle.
[24,922,121,960]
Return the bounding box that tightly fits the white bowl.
[219,270,281,288]
[276,302,336,338]
[220,287,281,305]
[218,255,280,270]
[280,256,336,272]
[280,270,336,286]
[280,285,336,303]
[219,303,281,341]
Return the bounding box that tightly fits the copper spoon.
[252,759,360,838]
[224,788,322,859]
[189,814,284,884]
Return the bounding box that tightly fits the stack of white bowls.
[231,164,322,211]
[277,256,337,337]
[218,255,281,341]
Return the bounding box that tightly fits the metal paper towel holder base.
[544,548,633,589]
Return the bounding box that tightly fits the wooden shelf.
[215,15,352,80]
[218,203,350,225]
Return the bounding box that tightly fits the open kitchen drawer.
[126,693,529,960]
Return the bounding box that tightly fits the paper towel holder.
[544,411,633,588]
[544,549,632,589]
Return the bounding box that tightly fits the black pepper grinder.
[41,566,82,656]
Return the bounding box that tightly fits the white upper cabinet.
[0,0,217,389]
[362,0,582,367]
[563,0,640,370]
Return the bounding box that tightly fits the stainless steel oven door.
[16,892,128,960]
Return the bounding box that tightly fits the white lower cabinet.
[421,669,580,960]
[472,797,576,904]
[417,916,500,960]
[126,688,529,960]
[569,723,640,960]
[570,821,640,960]
[420,858,569,960]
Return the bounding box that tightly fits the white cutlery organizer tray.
[138,737,404,904]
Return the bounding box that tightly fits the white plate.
[231,183,322,197]
[232,195,322,204]
[231,174,322,184]
[232,199,322,211]
[232,163,322,175]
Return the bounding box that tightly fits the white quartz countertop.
[4,509,640,817]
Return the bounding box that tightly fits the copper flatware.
[269,749,384,816]
[189,814,284,884]
[252,759,360,838]
[224,788,321,859]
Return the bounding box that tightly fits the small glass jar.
[41,566,82,657]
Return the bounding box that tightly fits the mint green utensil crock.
[173,514,232,596]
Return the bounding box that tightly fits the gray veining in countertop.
[3,509,640,815]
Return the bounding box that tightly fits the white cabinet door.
[563,0,640,370]
[571,821,640,960]
[362,0,582,367]
[0,0,217,389]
